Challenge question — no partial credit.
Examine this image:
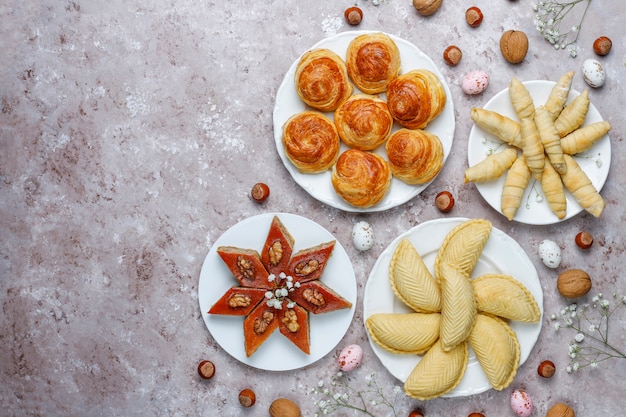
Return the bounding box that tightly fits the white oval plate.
[363,217,543,397]
[273,30,455,212]
[468,80,611,225]
[199,213,357,371]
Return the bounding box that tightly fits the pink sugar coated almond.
[338,344,363,372]
[510,389,534,417]
[462,70,490,95]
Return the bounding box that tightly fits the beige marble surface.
[1,1,625,416]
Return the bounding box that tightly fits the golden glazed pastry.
[346,32,401,94]
[365,313,440,355]
[386,128,444,185]
[334,94,393,150]
[501,156,532,221]
[331,149,392,208]
[386,69,447,130]
[294,48,353,112]
[282,111,340,174]
[464,147,518,183]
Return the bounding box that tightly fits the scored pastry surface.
[468,313,521,391]
[389,239,441,313]
[472,274,541,323]
[439,262,477,351]
[434,219,492,280]
[365,313,440,355]
[404,339,469,400]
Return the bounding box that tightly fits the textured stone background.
[1,1,625,416]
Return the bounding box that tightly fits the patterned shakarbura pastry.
[404,339,469,400]
[434,219,492,280]
[438,262,477,352]
[365,313,440,355]
[468,313,521,391]
[472,274,541,323]
[389,239,441,313]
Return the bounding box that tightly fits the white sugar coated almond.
[352,221,374,251]
[338,344,363,372]
[582,58,606,88]
[539,239,562,268]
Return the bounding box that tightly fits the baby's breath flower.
[532,0,591,58]
[310,369,401,416]
[553,291,626,373]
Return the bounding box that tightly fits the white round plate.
[468,80,611,225]
[199,213,357,371]
[273,30,455,212]
[363,217,543,397]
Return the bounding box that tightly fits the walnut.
[227,293,251,308]
[268,241,283,266]
[295,259,319,276]
[253,311,274,335]
[236,256,255,279]
[282,309,300,332]
[303,288,325,306]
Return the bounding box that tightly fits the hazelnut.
[575,231,593,249]
[197,360,215,379]
[443,45,462,66]
[412,0,442,16]
[593,36,612,56]
[238,388,256,407]
[409,411,425,417]
[538,360,556,378]
[557,269,592,298]
[344,7,363,26]
[546,403,575,417]
[500,30,529,64]
[465,7,483,27]
[269,398,301,417]
[435,191,455,213]
[251,182,270,202]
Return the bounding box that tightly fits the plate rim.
[362,216,543,397]
[272,30,456,213]
[198,212,357,371]
[467,79,612,225]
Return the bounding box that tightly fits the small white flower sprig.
[311,371,402,417]
[532,0,592,58]
[354,0,384,6]
[264,272,301,310]
[552,292,626,372]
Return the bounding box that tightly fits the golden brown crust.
[282,111,340,174]
[386,69,447,129]
[331,149,392,208]
[386,128,444,184]
[295,48,353,112]
[333,94,393,151]
[346,32,401,94]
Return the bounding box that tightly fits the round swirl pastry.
[346,32,401,94]
[386,69,447,130]
[385,128,444,184]
[331,149,392,208]
[294,48,353,112]
[334,94,394,151]
[282,111,340,174]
